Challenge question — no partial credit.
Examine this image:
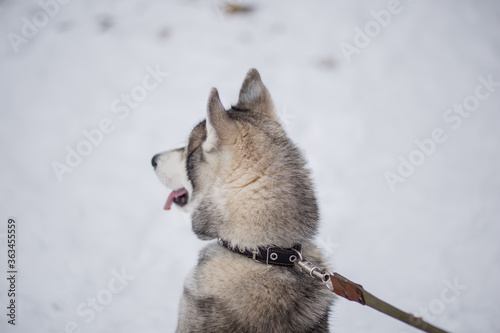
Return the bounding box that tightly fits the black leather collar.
[218,238,302,267]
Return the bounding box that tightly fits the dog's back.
[177,243,332,333]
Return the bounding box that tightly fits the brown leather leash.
[294,253,450,333]
[330,273,450,333]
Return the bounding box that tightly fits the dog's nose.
[151,154,160,168]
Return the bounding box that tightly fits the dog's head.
[152,69,318,249]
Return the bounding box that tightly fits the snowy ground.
[1,0,499,332]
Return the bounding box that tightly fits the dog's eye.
[231,105,249,112]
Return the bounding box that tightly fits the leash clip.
[292,248,332,289]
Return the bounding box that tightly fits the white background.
[1,0,499,332]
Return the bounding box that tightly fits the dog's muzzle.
[152,148,191,211]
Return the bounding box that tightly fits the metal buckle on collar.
[252,247,272,264]
[252,250,259,263]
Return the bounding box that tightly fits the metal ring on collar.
[292,248,303,262]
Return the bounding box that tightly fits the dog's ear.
[203,88,236,151]
[236,68,276,118]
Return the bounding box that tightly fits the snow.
[1,0,499,332]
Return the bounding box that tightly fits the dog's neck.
[191,134,319,250]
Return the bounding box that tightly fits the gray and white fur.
[152,69,334,332]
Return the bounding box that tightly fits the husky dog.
[152,69,334,332]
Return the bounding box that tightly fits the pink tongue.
[164,188,188,210]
